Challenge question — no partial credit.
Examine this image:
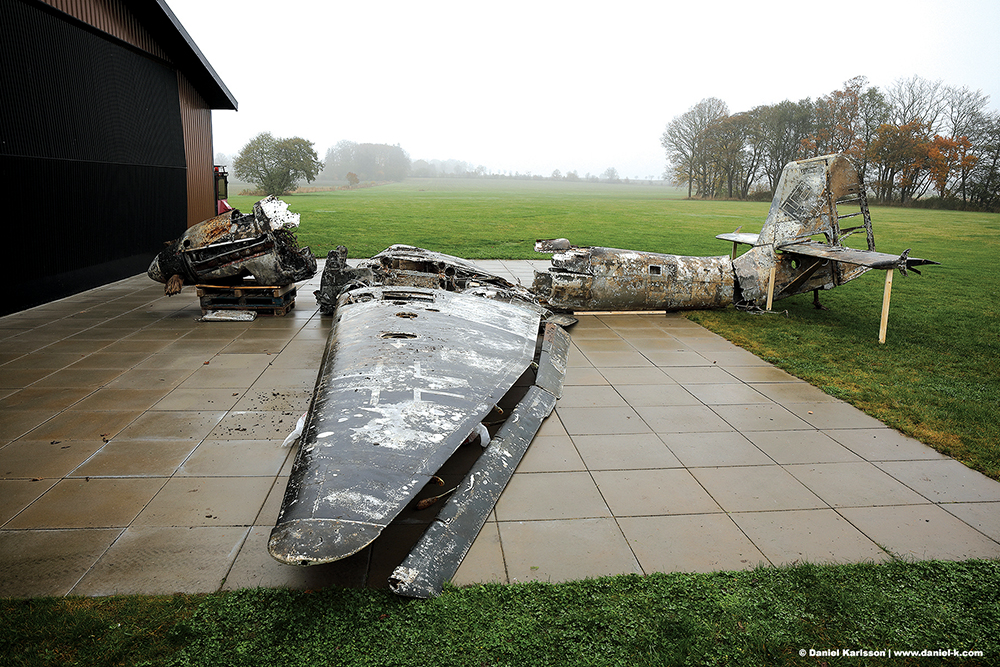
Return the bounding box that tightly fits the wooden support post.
[765,265,776,311]
[730,241,738,260]
[878,268,893,344]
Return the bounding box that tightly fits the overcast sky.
[166,0,1000,179]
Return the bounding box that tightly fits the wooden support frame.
[878,268,893,344]
[765,265,777,311]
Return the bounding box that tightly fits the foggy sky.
[166,0,1000,179]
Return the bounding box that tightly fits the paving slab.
[0,529,123,597]
[70,526,250,596]
[498,518,642,584]
[838,505,1000,561]
[617,514,766,573]
[729,509,890,566]
[1,261,998,599]
[571,433,682,470]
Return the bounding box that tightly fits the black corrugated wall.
[1,0,187,314]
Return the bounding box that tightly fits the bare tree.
[855,86,891,186]
[944,85,990,139]
[758,99,813,192]
[704,113,754,198]
[968,111,1000,210]
[886,75,947,134]
[661,98,729,197]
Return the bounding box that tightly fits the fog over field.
[167,0,1000,179]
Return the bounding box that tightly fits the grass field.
[4,560,998,666]
[232,179,708,260]
[232,179,1000,479]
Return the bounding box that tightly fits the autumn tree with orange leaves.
[869,121,932,203]
[927,135,977,199]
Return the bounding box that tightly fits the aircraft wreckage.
[531,153,938,318]
[148,195,317,295]
[148,154,937,598]
[270,245,572,598]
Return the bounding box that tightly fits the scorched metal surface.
[268,286,543,565]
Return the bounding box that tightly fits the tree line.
[662,76,1000,211]
[323,141,411,183]
[230,134,632,193]
[231,135,412,194]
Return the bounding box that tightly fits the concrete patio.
[2,260,998,598]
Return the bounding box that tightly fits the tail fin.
[733,154,870,305]
[757,153,863,246]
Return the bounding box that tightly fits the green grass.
[230,179,708,260]
[233,179,1000,479]
[3,560,998,666]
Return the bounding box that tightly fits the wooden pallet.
[196,282,296,316]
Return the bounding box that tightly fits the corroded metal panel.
[777,242,938,275]
[757,154,859,247]
[316,244,536,316]
[535,323,571,399]
[534,245,734,312]
[147,196,316,292]
[268,287,543,565]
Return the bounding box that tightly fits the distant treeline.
[321,149,638,184]
[662,76,999,211]
[322,141,411,183]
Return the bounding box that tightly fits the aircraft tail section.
[758,153,864,246]
[733,154,874,305]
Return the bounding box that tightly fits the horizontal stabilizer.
[778,241,939,275]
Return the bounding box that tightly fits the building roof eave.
[132,0,238,111]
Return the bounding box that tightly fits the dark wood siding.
[1,0,188,313]
[179,72,216,226]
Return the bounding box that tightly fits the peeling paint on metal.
[268,286,546,566]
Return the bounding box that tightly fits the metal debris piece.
[390,383,562,598]
[271,244,573,593]
[197,309,256,322]
[388,323,569,599]
[315,244,536,315]
[532,245,735,312]
[148,195,316,295]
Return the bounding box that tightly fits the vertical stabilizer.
[733,154,864,305]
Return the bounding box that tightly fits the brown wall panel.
[178,72,216,226]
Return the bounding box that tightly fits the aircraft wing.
[777,240,940,275]
[269,286,545,565]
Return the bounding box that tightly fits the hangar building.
[1,0,237,314]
